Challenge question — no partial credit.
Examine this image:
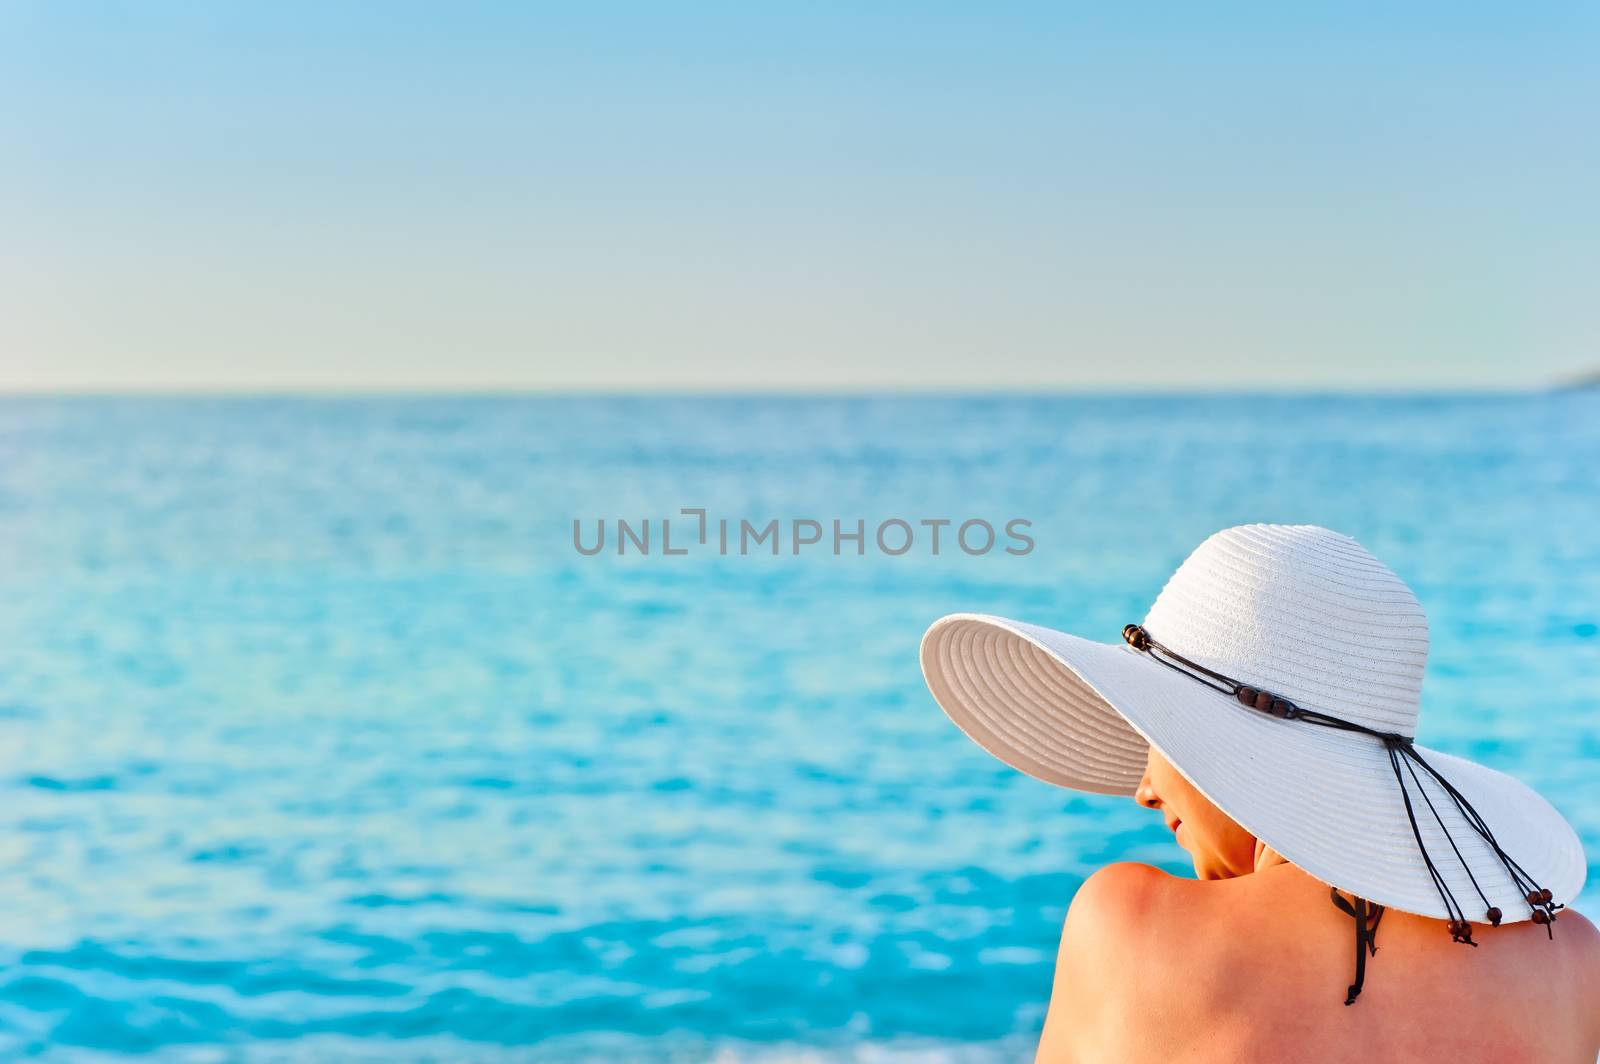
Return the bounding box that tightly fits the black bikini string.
[1329,889,1383,1005]
[1122,624,1563,1001]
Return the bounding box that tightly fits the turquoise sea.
[0,395,1596,1061]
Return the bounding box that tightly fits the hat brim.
[921,613,1588,922]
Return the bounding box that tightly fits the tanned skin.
[1034,748,1600,1064]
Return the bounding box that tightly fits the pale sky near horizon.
[3,2,1597,392]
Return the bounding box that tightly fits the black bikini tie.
[1329,889,1384,1005]
[1122,624,1564,1004]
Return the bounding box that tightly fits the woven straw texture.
[920,524,1587,922]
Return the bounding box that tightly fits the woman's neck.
[1253,840,1291,874]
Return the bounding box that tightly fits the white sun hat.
[920,524,1586,927]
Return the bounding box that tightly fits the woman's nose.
[1134,776,1160,810]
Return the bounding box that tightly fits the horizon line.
[0,382,1592,401]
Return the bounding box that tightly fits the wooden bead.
[1539,888,1553,904]
[1271,699,1293,718]
[1486,907,1502,926]
[1254,691,1274,712]
[1526,890,1544,906]
[1532,910,1550,925]
[1236,686,1258,706]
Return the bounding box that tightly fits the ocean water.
[0,394,1596,1062]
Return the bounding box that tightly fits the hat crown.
[1142,525,1429,734]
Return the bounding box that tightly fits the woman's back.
[1038,862,1600,1064]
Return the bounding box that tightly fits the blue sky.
[3,2,1597,391]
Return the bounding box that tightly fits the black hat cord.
[1121,624,1562,1004]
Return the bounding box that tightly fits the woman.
[920,524,1599,1062]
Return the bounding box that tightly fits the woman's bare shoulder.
[1064,862,1227,938]
[1557,905,1599,950]
[1039,865,1179,1061]
[1040,866,1241,1061]
[1058,863,1337,993]
[1044,870,1600,1062]
[1066,862,1190,919]
[1552,907,1600,1027]
[1057,863,1222,980]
